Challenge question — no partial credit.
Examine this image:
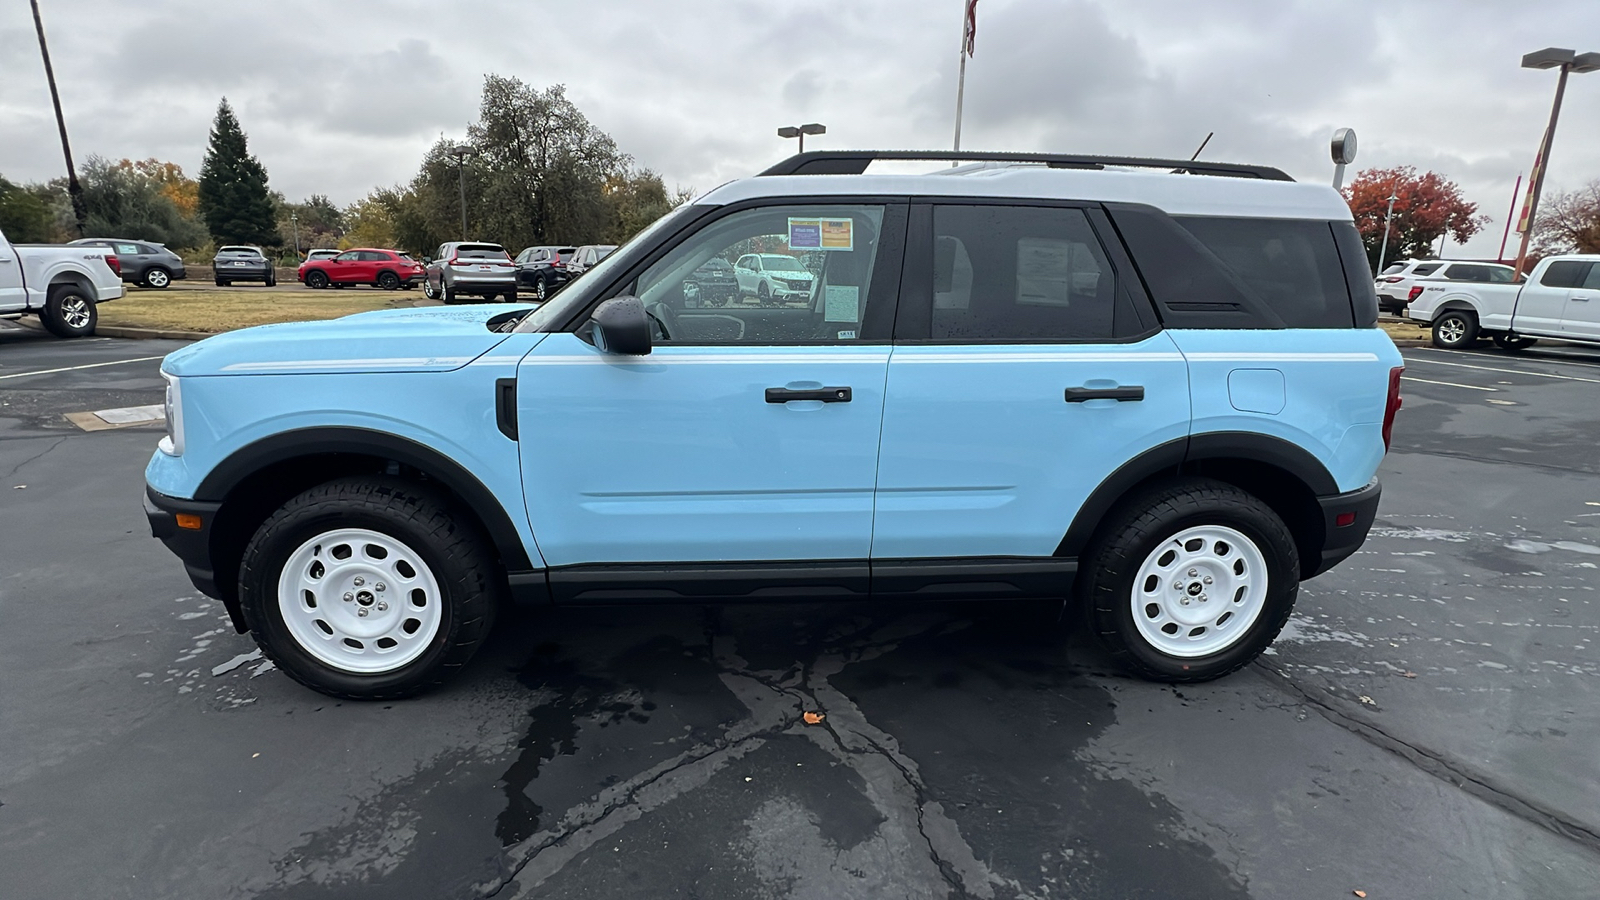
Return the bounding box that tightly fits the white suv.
[1376,259,1515,315]
[734,252,816,302]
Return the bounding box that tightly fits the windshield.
[762,255,807,272]
[517,204,701,333]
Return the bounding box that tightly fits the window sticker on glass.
[788,218,854,251]
[824,284,860,322]
[1016,238,1074,307]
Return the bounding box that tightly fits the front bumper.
[144,485,242,629]
[1308,478,1382,578]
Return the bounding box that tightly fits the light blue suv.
[145,151,1404,699]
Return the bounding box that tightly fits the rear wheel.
[442,281,458,304]
[265,272,277,287]
[237,477,499,700]
[1080,478,1299,683]
[216,278,231,287]
[305,270,330,290]
[1431,310,1478,349]
[533,275,548,301]
[41,285,97,338]
[377,271,401,291]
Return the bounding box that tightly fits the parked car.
[1406,253,1600,349]
[565,244,616,276]
[683,257,739,307]
[213,246,274,286]
[1,225,124,337]
[144,148,1398,700]
[514,245,576,300]
[734,252,815,302]
[1374,259,1515,315]
[69,238,187,289]
[422,242,518,303]
[299,248,424,290]
[305,249,341,263]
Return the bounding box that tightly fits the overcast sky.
[3,0,1597,258]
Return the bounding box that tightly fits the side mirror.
[590,296,652,355]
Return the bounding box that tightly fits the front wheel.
[533,275,548,302]
[305,270,329,290]
[143,267,172,289]
[1493,333,1538,352]
[1431,310,1478,349]
[41,285,97,338]
[237,477,499,700]
[422,278,438,300]
[1080,478,1299,683]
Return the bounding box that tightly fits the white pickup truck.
[1407,254,1600,351]
[0,225,125,338]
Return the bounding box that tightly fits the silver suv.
[423,242,518,303]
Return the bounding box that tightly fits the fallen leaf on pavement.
[802,712,824,725]
[1401,671,1417,678]
[1353,891,1367,898]
[1359,695,1375,705]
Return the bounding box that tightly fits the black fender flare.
[197,426,534,572]
[1056,432,1337,557]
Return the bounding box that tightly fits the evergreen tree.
[197,99,278,246]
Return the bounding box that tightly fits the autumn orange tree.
[1343,167,1488,271]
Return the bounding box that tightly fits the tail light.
[1407,286,1424,302]
[104,255,120,275]
[1382,366,1404,450]
[1383,276,1404,283]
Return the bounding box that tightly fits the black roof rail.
[758,150,1294,182]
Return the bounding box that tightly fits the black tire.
[238,477,500,700]
[305,270,329,289]
[1493,334,1538,352]
[1079,477,1299,683]
[143,267,172,289]
[216,278,230,287]
[533,275,548,301]
[377,271,401,291]
[442,281,457,304]
[422,278,438,300]
[757,282,770,302]
[41,284,97,338]
[1431,309,1478,349]
[265,272,277,287]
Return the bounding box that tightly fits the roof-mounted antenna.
[1189,132,1214,161]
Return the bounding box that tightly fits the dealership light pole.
[1376,186,1401,272]
[778,123,825,154]
[1511,47,1599,278]
[448,144,472,241]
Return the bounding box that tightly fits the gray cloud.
[2,0,1597,257]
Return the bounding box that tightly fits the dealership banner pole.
[952,0,977,153]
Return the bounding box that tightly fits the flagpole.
[953,46,968,151]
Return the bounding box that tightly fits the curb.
[96,325,215,341]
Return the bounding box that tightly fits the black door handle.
[1065,386,1144,402]
[495,377,518,439]
[766,386,852,403]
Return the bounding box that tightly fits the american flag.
[963,0,979,57]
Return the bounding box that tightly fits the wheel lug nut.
[343,592,354,602]
[1187,568,1198,577]
[353,576,365,586]
[1203,576,1213,584]
[376,601,389,612]
[375,583,386,592]
[357,608,369,617]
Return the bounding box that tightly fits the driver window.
[632,205,886,345]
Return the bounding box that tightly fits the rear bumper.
[144,485,234,616]
[1308,478,1382,578]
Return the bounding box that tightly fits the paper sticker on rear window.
[789,218,853,251]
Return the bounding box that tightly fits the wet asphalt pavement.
[2,323,1599,899]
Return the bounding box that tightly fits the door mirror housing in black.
[590,296,652,355]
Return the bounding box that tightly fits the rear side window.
[924,205,1133,342]
[1172,217,1355,328]
[1413,263,1442,276]
[1380,263,1406,275]
[1540,261,1593,288]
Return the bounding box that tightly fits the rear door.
[1515,260,1589,334]
[0,235,23,308]
[872,202,1189,563]
[1560,261,1600,339]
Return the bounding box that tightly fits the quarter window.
[928,205,1121,341]
[1173,217,1354,328]
[631,204,888,345]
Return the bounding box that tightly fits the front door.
[517,202,906,578]
[1512,261,1584,335]
[873,203,1190,561]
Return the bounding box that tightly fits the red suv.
[298,249,424,290]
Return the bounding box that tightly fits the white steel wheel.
[1130,524,1269,658]
[276,527,443,674]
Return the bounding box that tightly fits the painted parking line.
[1411,346,1600,374]
[1401,354,1600,385]
[1402,376,1498,392]
[0,355,164,381]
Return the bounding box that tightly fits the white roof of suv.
[701,160,1351,222]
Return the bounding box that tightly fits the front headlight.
[159,372,185,456]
